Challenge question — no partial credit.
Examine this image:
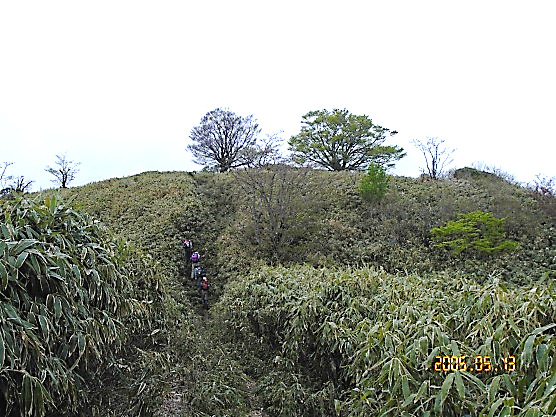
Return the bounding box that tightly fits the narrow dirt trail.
[155,173,271,417]
[157,262,268,415]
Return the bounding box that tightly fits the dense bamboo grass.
[0,195,165,416]
[217,264,555,416]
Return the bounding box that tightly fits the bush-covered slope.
[0,195,165,417]
[27,167,553,417]
[54,171,202,278]
[216,264,555,416]
[49,167,554,286]
[201,167,554,284]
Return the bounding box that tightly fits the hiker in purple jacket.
[190,251,200,279]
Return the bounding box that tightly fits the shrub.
[0,195,163,416]
[358,163,388,202]
[216,264,556,417]
[431,210,518,255]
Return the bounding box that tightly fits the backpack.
[197,266,206,277]
[202,278,209,290]
[183,239,192,249]
[191,251,200,262]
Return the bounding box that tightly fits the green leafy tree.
[288,109,405,171]
[431,210,518,255]
[358,162,389,202]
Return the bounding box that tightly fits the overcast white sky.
[1,1,554,191]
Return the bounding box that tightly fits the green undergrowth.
[215,264,556,417]
[40,172,256,416]
[0,195,168,416]
[50,171,201,279]
[23,167,553,417]
[205,167,554,284]
[46,168,555,286]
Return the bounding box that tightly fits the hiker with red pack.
[200,276,210,308]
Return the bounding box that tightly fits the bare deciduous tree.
[0,162,14,196]
[412,137,455,180]
[11,176,34,193]
[238,134,284,169]
[531,174,555,197]
[188,108,262,172]
[45,154,81,188]
[0,162,34,197]
[234,164,314,263]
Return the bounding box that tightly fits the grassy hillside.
[16,166,553,417]
[200,167,554,283]
[49,167,554,285]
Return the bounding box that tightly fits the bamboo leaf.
[523,409,541,417]
[29,253,42,275]
[460,371,486,391]
[488,397,505,417]
[488,375,501,402]
[414,380,428,403]
[440,372,454,408]
[34,382,45,417]
[450,340,460,356]
[15,251,29,269]
[54,297,62,322]
[499,406,511,417]
[1,224,10,239]
[531,323,556,335]
[22,373,33,416]
[13,239,38,256]
[0,262,7,291]
[0,333,4,365]
[502,374,517,398]
[454,371,465,400]
[78,333,86,357]
[38,315,49,341]
[401,374,410,400]
[521,334,536,368]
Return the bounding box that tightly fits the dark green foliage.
[288,109,405,171]
[358,162,388,202]
[431,211,519,255]
[0,195,164,417]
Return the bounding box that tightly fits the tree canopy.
[288,109,405,171]
[188,108,262,172]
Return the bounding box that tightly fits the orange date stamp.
[433,355,516,373]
